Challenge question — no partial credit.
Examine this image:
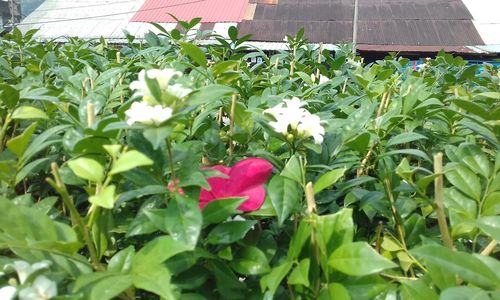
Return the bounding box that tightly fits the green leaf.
[162,194,202,248]
[314,168,346,194]
[445,163,481,201]
[230,246,270,275]
[11,106,48,119]
[133,265,175,299]
[108,246,135,273]
[89,185,116,209]
[202,197,246,226]
[325,283,351,300]
[345,132,370,152]
[477,216,500,241]
[400,279,438,300]
[132,236,191,271]
[386,132,428,147]
[328,242,397,276]
[0,83,20,109]
[426,262,456,291]
[89,274,133,300]
[440,287,490,300]
[6,122,37,158]
[188,84,235,105]
[281,154,304,185]
[142,126,172,149]
[260,261,293,294]
[67,157,105,182]
[288,219,312,260]
[452,99,490,120]
[477,92,500,100]
[288,258,310,287]
[180,42,207,67]
[483,191,500,216]
[109,150,153,175]
[316,209,354,256]
[268,175,300,226]
[456,143,491,178]
[206,220,257,244]
[0,198,90,277]
[411,244,500,288]
[381,149,431,162]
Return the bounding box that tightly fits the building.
[16,0,500,57]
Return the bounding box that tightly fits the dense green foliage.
[0,23,499,299]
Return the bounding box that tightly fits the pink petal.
[227,158,273,195]
[199,165,231,208]
[235,185,266,211]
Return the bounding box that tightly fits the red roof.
[131,0,249,23]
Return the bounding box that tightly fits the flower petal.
[199,165,231,208]
[235,185,266,211]
[227,158,273,195]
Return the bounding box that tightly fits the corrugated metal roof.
[238,0,485,47]
[131,0,250,23]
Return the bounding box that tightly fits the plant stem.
[228,92,237,157]
[305,182,316,214]
[0,113,12,152]
[305,184,321,295]
[357,143,376,177]
[166,139,177,187]
[87,103,95,127]
[47,163,103,270]
[480,240,497,256]
[383,179,407,249]
[433,153,454,250]
[315,43,323,78]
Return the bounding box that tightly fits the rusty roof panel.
[238,20,352,43]
[238,0,485,47]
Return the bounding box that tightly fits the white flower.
[264,97,325,144]
[310,74,330,85]
[4,261,51,284]
[318,74,329,84]
[168,83,192,99]
[297,114,325,144]
[222,116,230,127]
[347,58,361,68]
[18,276,57,300]
[0,286,17,300]
[265,97,307,132]
[125,101,173,126]
[130,69,181,93]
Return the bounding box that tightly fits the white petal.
[147,69,181,90]
[19,287,43,300]
[0,286,17,300]
[5,261,31,284]
[283,97,305,110]
[168,84,192,99]
[33,276,57,299]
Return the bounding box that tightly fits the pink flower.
[200,158,273,212]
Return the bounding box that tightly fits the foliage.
[0,25,499,299]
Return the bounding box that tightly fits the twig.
[228,93,237,156]
[305,182,316,214]
[315,43,323,79]
[480,240,497,256]
[433,153,454,250]
[46,163,102,270]
[86,103,95,127]
[356,143,376,177]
